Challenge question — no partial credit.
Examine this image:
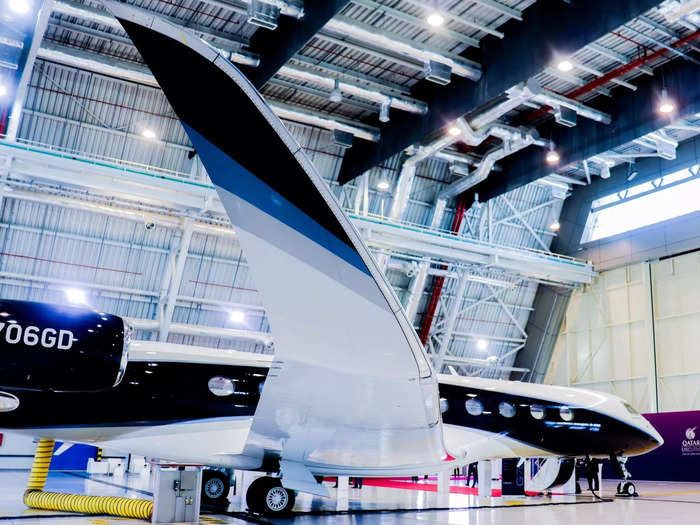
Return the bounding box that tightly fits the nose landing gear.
[610,454,638,497]
[616,481,638,497]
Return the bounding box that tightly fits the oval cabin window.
[465,398,483,416]
[560,406,574,422]
[530,404,546,420]
[208,376,235,397]
[499,401,516,418]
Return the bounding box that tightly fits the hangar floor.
[0,471,698,524]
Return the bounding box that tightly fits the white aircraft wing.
[106,3,447,478]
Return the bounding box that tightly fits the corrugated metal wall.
[2,59,569,377]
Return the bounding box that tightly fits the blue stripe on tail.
[184,123,370,276]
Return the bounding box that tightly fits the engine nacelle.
[0,299,129,392]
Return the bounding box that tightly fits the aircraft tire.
[201,470,230,507]
[246,476,295,515]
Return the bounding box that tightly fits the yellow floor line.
[638,490,700,497]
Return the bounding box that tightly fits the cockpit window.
[465,398,483,416]
[499,401,516,418]
[623,402,639,415]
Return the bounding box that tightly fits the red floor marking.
[361,478,502,497]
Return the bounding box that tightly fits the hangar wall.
[546,250,700,414]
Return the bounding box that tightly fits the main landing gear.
[610,454,638,497]
[201,469,231,508]
[246,476,296,515]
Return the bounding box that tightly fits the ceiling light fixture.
[377,180,390,191]
[64,288,88,305]
[557,59,574,72]
[426,11,445,27]
[426,0,445,27]
[141,128,156,139]
[476,339,488,351]
[545,149,560,165]
[229,310,245,323]
[8,0,30,14]
[550,220,561,231]
[658,88,676,115]
[447,125,461,137]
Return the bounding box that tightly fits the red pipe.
[418,199,467,345]
[0,251,142,275]
[189,279,257,293]
[0,107,7,139]
[526,29,700,122]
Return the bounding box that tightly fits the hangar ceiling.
[0,0,697,379]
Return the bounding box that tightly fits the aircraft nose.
[648,422,663,447]
[637,418,663,449]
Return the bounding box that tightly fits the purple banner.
[620,410,700,482]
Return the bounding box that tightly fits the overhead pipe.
[399,79,605,190]
[507,79,611,124]
[278,64,428,115]
[269,101,380,141]
[51,0,261,67]
[426,119,549,228]
[526,30,700,122]
[389,134,458,220]
[50,7,427,117]
[438,129,549,201]
[200,0,304,19]
[437,119,550,201]
[36,44,380,141]
[325,16,482,82]
[524,79,611,124]
[393,84,547,224]
[53,0,479,86]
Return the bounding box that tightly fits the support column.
[388,163,416,220]
[643,261,660,412]
[159,219,194,341]
[5,0,52,141]
[336,476,349,511]
[477,460,492,498]
[352,174,369,216]
[404,259,429,324]
[437,470,450,506]
[434,272,469,372]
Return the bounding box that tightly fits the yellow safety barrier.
[23,438,153,521]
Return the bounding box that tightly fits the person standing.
[467,462,478,488]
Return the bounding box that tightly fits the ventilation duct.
[247,0,281,30]
[424,60,452,85]
[332,130,354,149]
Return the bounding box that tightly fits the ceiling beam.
[336,0,662,185]
[240,0,352,89]
[462,56,700,205]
